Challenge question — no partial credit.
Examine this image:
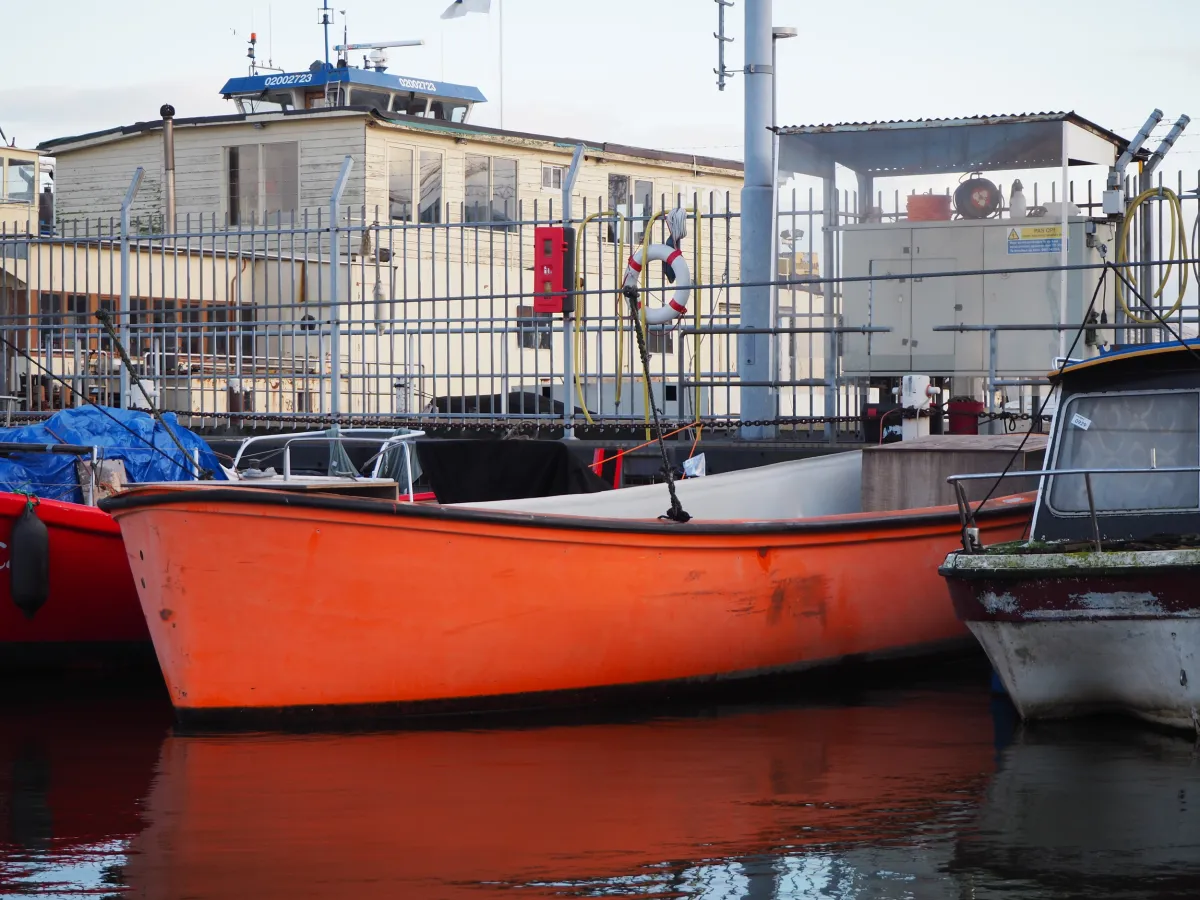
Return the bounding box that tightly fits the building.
[1,60,747,422]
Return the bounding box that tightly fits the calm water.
[2,672,1198,900]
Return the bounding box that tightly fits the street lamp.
[770,26,798,387]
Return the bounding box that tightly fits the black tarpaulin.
[416,440,612,504]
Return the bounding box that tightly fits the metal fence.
[2,165,1199,440]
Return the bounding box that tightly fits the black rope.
[622,285,690,523]
[967,263,1111,529]
[1109,266,1200,367]
[0,334,207,482]
[95,309,214,479]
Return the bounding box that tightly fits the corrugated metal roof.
[777,111,1132,152]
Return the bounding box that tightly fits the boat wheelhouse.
[940,340,1200,731]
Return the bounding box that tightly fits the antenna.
[333,39,424,72]
[317,1,333,68]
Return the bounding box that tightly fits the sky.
[4,0,1200,172]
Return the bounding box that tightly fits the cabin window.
[1049,390,1200,514]
[516,305,552,350]
[418,151,443,224]
[353,90,391,112]
[541,165,563,191]
[464,155,518,227]
[388,147,414,222]
[227,142,299,226]
[5,160,35,204]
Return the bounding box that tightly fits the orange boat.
[102,453,1033,723]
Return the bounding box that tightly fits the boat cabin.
[220,64,484,124]
[1033,342,1200,543]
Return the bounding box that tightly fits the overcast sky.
[4,0,1200,172]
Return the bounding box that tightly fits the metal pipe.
[118,167,145,408]
[561,143,585,439]
[1083,471,1102,551]
[739,0,775,440]
[160,104,176,232]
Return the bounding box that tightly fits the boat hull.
[107,487,1032,721]
[942,548,1200,731]
[0,492,148,668]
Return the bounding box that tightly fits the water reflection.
[0,684,169,898]
[1,679,1198,899]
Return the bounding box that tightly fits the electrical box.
[839,217,1115,377]
[533,226,574,314]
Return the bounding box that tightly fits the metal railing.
[4,166,1200,440]
[948,465,1200,553]
[231,429,423,499]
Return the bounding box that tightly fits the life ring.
[622,244,691,325]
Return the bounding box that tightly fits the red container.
[947,398,985,435]
[906,194,952,221]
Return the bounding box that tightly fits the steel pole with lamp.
[770,26,797,418]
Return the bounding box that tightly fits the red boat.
[0,491,148,669]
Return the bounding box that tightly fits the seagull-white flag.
[441,0,491,18]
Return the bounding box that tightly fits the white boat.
[940,340,1200,732]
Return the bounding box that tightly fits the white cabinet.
[840,218,1111,376]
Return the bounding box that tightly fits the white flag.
[441,0,491,18]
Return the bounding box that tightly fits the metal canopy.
[776,112,1135,178]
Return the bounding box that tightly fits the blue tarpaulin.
[0,407,226,503]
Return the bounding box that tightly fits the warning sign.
[1007,224,1064,254]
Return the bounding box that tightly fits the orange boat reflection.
[121,690,998,898]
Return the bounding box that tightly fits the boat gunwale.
[101,485,1034,536]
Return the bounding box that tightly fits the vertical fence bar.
[118,167,145,409]
[328,156,353,419]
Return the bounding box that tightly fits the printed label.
[1008,224,1064,254]
[1070,412,1092,430]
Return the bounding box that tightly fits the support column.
[738,0,776,440]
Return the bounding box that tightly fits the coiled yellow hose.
[1115,187,1189,324]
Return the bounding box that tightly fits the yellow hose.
[571,210,625,426]
[568,205,705,439]
[1116,186,1189,325]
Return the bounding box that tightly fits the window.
[516,305,552,350]
[153,299,179,353]
[5,159,35,204]
[607,175,629,243]
[388,147,414,222]
[210,305,232,356]
[183,304,203,354]
[210,305,256,358]
[418,151,443,224]
[465,155,518,227]
[66,294,89,343]
[129,298,151,356]
[227,142,299,226]
[1049,391,1200,514]
[97,298,115,352]
[37,293,62,345]
[262,143,299,224]
[464,154,489,223]
[542,165,563,191]
[632,179,653,244]
[647,327,673,355]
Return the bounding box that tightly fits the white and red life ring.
[622,244,691,325]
